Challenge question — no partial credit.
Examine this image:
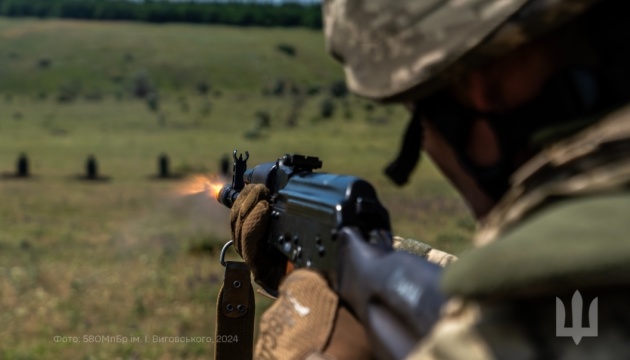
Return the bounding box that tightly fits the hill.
[0,17,341,96]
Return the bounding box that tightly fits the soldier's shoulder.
[419,106,630,359]
[442,191,630,298]
[408,289,630,360]
[475,104,630,246]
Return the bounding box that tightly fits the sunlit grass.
[0,17,474,359]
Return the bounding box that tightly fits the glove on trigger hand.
[230,183,286,291]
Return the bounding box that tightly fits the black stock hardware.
[216,150,446,360]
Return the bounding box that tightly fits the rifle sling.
[214,261,255,360]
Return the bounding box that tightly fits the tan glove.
[256,269,373,360]
[230,183,286,290]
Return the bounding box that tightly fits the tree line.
[0,0,323,28]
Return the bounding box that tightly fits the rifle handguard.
[337,227,446,360]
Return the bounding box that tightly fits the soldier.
[231,0,630,358]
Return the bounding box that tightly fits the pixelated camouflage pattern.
[323,0,602,101]
[475,103,630,247]
[408,292,630,360]
[393,236,459,267]
[436,105,630,299]
[404,106,630,360]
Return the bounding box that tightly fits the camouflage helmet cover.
[323,0,602,101]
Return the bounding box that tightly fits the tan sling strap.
[215,241,255,360]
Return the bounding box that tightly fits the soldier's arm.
[393,236,458,267]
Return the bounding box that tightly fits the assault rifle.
[217,151,446,360]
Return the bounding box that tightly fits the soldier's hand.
[256,269,372,360]
[230,183,286,290]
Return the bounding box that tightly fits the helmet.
[323,0,602,102]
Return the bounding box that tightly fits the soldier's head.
[324,0,630,218]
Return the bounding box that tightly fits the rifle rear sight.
[216,150,392,288]
[217,151,322,208]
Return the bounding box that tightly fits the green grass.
[0,17,474,359]
[0,18,341,95]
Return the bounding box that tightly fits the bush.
[306,84,321,96]
[0,1,323,29]
[254,111,270,128]
[276,43,296,57]
[146,91,159,112]
[243,126,262,140]
[271,78,285,96]
[130,69,154,98]
[329,80,348,98]
[57,82,81,103]
[289,83,301,95]
[196,81,210,95]
[319,98,335,119]
[37,57,52,69]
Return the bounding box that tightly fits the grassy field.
[0,18,341,95]
[0,18,474,359]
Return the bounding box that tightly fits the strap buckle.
[220,240,234,267]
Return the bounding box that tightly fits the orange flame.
[177,174,225,200]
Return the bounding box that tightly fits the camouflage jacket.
[408,105,630,359]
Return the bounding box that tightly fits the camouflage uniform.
[323,0,601,102]
[232,0,630,360]
[322,0,630,358]
[410,106,630,359]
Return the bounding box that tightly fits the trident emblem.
[556,290,598,345]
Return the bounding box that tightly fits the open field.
[0,18,474,359]
[0,18,340,94]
